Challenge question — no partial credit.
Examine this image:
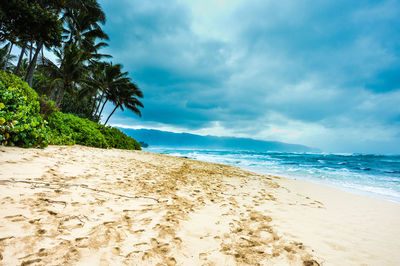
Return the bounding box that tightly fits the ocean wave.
[147,147,400,202]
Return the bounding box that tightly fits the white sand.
[0,145,399,265]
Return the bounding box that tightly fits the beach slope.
[0,146,399,265]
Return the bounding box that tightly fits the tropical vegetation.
[0,0,144,149]
[0,71,48,147]
[0,71,141,149]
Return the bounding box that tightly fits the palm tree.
[64,8,107,44]
[86,62,131,120]
[104,81,144,125]
[61,0,106,25]
[22,0,105,86]
[63,6,111,61]
[39,42,85,106]
[82,39,112,63]
[14,41,28,76]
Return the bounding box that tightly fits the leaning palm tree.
[103,80,144,125]
[86,62,131,120]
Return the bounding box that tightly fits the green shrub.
[47,111,107,148]
[47,111,141,150]
[38,96,58,120]
[97,125,141,150]
[0,71,141,150]
[0,71,48,148]
[0,71,39,102]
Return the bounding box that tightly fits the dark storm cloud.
[99,0,400,153]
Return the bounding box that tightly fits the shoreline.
[1,145,399,265]
[153,148,400,205]
[147,148,400,204]
[253,170,400,204]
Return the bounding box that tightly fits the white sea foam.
[146,147,400,202]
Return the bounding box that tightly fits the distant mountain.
[118,128,318,152]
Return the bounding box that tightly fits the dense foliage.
[0,71,141,150]
[0,1,62,44]
[0,0,143,124]
[97,125,141,150]
[0,0,145,150]
[47,111,141,150]
[0,71,48,147]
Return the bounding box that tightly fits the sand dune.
[0,145,399,265]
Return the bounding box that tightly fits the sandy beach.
[0,145,399,265]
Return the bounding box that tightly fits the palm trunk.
[25,42,43,87]
[90,95,97,113]
[56,83,69,107]
[104,104,119,125]
[29,42,33,63]
[90,92,99,120]
[56,88,66,107]
[3,42,13,70]
[50,86,59,102]
[94,90,105,116]
[14,42,27,75]
[7,42,13,57]
[98,98,108,119]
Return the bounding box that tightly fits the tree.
[14,42,27,76]
[85,62,130,120]
[1,0,145,128]
[64,7,107,44]
[38,43,85,106]
[0,0,107,85]
[0,0,64,84]
[63,2,110,63]
[104,80,144,125]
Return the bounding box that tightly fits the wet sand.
[0,145,399,265]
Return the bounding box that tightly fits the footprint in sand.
[133,229,145,234]
[4,214,27,222]
[20,258,42,266]
[74,237,89,248]
[303,259,320,266]
[165,257,176,266]
[171,237,182,246]
[199,252,207,260]
[139,217,152,225]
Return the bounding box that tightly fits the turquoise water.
[146,147,400,203]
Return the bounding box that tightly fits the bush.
[38,96,58,120]
[1,71,141,150]
[59,92,94,120]
[47,112,107,147]
[0,71,48,147]
[97,125,141,150]
[47,111,141,150]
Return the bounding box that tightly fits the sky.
[98,0,400,154]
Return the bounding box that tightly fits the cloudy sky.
[99,0,400,154]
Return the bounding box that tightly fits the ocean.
[145,147,400,203]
